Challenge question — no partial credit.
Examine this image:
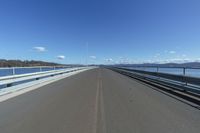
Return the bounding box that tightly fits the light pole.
[86,42,89,66]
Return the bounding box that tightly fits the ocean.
[1,67,200,78]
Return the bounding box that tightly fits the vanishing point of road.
[0,68,199,133]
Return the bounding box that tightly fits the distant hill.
[0,59,85,67]
[0,59,62,67]
[113,62,200,68]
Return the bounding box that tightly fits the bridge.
[0,67,199,133]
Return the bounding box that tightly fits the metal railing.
[0,66,86,89]
[114,66,200,95]
[121,66,200,77]
[0,66,76,77]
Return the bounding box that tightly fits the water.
[124,67,200,78]
[0,67,66,77]
[1,66,200,78]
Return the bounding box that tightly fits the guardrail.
[0,67,85,89]
[0,66,78,77]
[120,66,200,77]
[113,67,200,95]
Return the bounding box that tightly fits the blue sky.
[0,0,200,64]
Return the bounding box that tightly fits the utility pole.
[86,42,89,66]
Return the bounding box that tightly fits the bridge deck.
[0,68,199,133]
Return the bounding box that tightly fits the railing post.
[183,67,187,87]
[12,67,15,75]
[156,66,160,79]
[156,66,159,73]
[183,67,186,76]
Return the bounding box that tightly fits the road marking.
[94,69,107,133]
[99,73,107,133]
[93,70,100,133]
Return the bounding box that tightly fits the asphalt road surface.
[0,68,199,133]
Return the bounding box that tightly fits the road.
[0,68,199,133]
